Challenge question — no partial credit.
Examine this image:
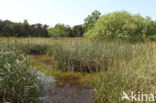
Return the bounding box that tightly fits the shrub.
[0,48,38,103]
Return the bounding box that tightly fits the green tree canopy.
[83,10,101,32]
[84,11,156,40]
[0,19,48,37]
[71,25,84,37]
[48,24,71,37]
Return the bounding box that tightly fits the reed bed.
[1,37,156,103]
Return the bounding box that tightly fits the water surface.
[37,71,96,103]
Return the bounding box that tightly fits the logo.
[122,91,155,102]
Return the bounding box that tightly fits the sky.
[0,0,156,27]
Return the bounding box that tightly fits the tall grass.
[93,42,156,103]
[50,39,138,72]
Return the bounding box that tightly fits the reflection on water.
[36,71,96,103]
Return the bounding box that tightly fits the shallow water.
[36,71,96,103]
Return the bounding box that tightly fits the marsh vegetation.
[0,37,156,103]
[0,11,156,103]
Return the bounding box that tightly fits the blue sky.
[0,0,155,26]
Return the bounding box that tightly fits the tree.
[0,20,13,36]
[71,25,84,37]
[84,11,156,40]
[84,10,101,32]
[48,24,71,37]
[23,20,30,37]
[144,16,156,36]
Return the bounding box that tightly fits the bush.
[84,11,156,40]
[0,48,38,103]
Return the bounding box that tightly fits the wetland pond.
[36,71,96,103]
[33,55,96,103]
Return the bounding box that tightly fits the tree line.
[0,10,100,37]
[1,10,156,39]
[0,20,49,37]
[0,19,86,37]
[48,10,101,37]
